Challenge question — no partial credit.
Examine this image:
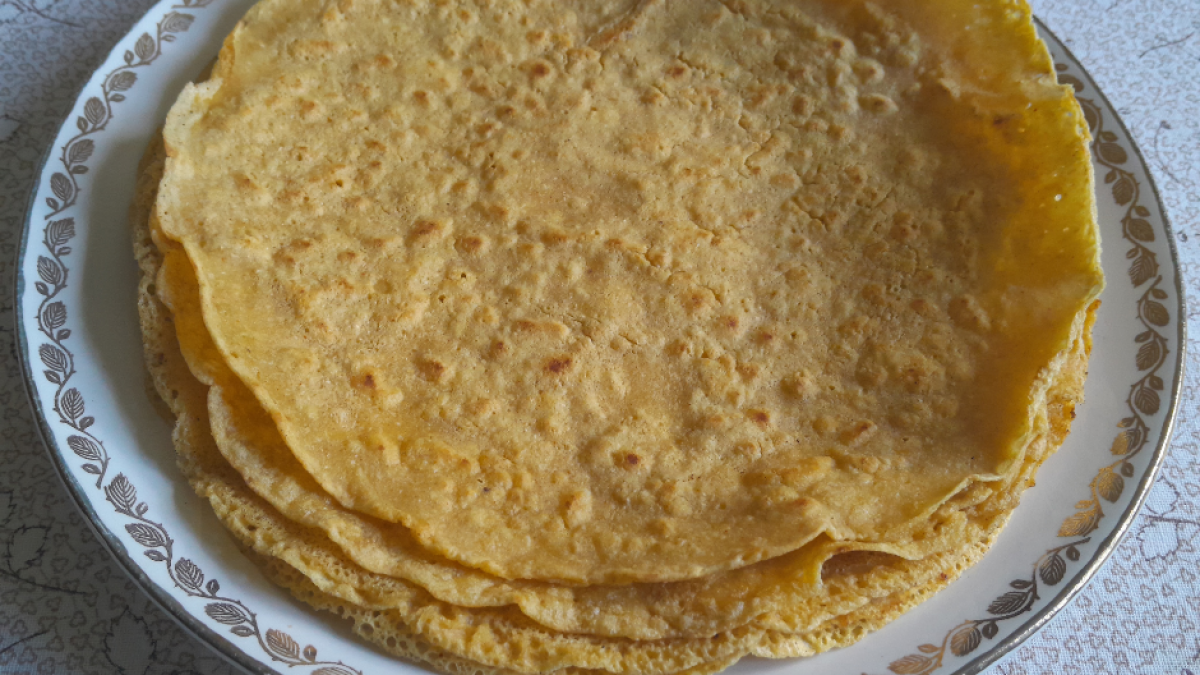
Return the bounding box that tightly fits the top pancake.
[156,0,1102,583]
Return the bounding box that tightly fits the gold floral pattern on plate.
[26,2,363,673]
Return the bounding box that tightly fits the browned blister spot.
[890,211,919,242]
[840,420,877,447]
[272,238,314,267]
[408,219,449,245]
[859,93,898,114]
[838,315,874,342]
[734,441,761,459]
[781,370,815,399]
[513,319,569,338]
[665,339,693,357]
[910,298,936,317]
[288,39,346,59]
[736,362,760,382]
[747,409,772,427]
[680,287,716,316]
[812,415,838,435]
[703,413,730,430]
[640,89,666,106]
[949,295,991,332]
[297,99,323,120]
[416,357,449,383]
[453,235,486,255]
[525,59,553,80]
[540,229,570,246]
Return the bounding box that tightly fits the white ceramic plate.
[14,1,1185,673]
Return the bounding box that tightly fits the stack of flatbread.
[133,0,1104,671]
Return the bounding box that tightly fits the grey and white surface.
[0,1,1197,674]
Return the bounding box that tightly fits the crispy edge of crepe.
[253,544,750,675]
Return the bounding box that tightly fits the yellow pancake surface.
[156,0,1102,584]
[134,109,1097,675]
[137,205,1088,673]
[155,232,1088,642]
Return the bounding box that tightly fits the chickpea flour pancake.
[136,0,1103,671]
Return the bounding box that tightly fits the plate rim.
[8,7,1187,675]
[11,0,279,671]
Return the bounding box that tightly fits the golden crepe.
[154,0,1100,586]
[137,129,1094,672]
[133,0,1104,671]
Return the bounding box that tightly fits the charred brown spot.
[411,220,441,237]
[748,409,771,426]
[273,239,315,266]
[488,340,507,358]
[667,65,687,78]
[704,414,729,430]
[360,373,376,389]
[486,203,510,220]
[625,454,640,466]
[457,236,484,253]
[416,358,447,382]
[469,81,496,96]
[545,357,572,374]
[541,230,569,245]
[529,62,550,78]
[684,292,708,310]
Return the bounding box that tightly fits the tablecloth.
[1,0,1197,673]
